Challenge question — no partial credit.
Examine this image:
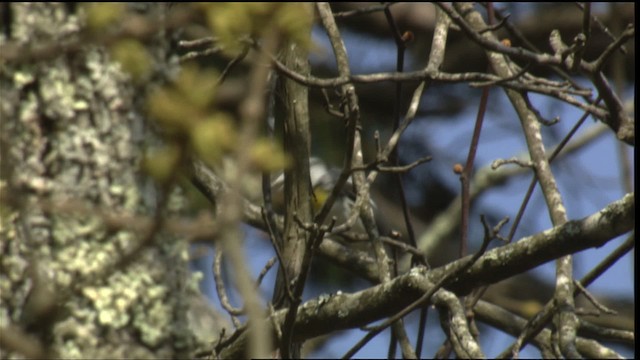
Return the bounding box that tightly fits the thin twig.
[332,3,394,19]
[593,24,635,73]
[212,250,244,323]
[573,281,617,315]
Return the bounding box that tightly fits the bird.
[269,157,385,247]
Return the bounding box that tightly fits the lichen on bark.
[1,3,214,358]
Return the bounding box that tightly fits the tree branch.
[217,193,634,357]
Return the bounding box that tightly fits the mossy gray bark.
[0,3,219,358]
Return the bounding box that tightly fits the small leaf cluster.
[84,3,153,82]
[199,3,313,56]
[144,65,236,181]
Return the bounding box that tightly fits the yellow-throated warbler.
[270,157,382,243]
